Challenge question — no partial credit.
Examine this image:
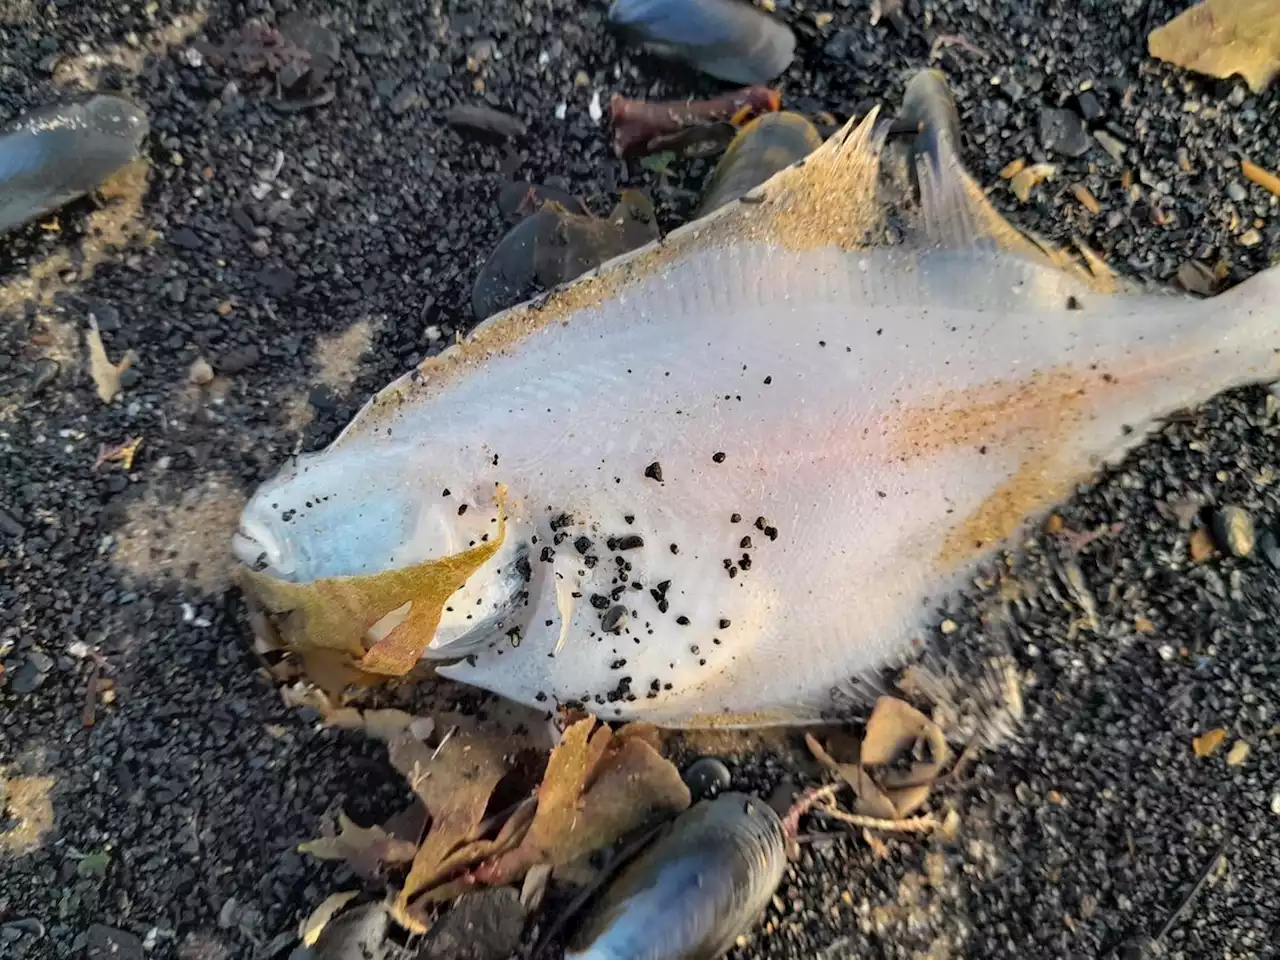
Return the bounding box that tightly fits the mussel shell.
[533,190,658,290]
[696,111,822,216]
[497,181,590,222]
[566,792,787,960]
[473,192,659,321]
[607,0,796,86]
[471,207,561,320]
[0,94,149,235]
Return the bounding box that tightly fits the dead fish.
[607,0,796,86]
[566,792,786,960]
[234,70,1280,727]
[471,191,658,321]
[0,95,149,235]
[696,111,823,216]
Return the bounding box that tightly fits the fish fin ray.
[903,86,1134,296]
[724,106,888,252]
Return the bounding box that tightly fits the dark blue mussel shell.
[566,792,788,960]
[472,190,658,321]
[607,0,796,86]
[0,94,149,236]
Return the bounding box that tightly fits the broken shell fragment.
[607,0,796,86]
[1147,0,1280,93]
[696,111,822,216]
[565,792,786,960]
[0,95,149,235]
[610,85,780,158]
[533,190,659,292]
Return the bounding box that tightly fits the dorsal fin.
[899,69,1133,295]
[731,105,889,252]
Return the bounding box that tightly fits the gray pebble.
[1039,107,1091,157]
[10,653,53,694]
[219,345,261,374]
[85,925,143,960]
[28,357,59,396]
[1212,506,1255,557]
[390,85,422,115]
[0,506,23,538]
[1257,529,1280,569]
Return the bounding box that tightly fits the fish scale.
[236,72,1280,728]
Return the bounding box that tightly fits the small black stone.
[1038,106,1092,158]
[218,345,261,374]
[644,461,664,482]
[28,358,60,396]
[682,756,732,800]
[169,227,203,250]
[258,267,297,297]
[602,604,627,633]
[1076,89,1103,121]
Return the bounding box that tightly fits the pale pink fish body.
[234,87,1280,728]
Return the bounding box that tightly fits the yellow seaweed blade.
[240,490,508,687]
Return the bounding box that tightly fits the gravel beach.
[1,0,1277,957]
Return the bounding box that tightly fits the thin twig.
[1149,838,1230,949]
[814,801,939,834]
[781,782,844,838]
[430,724,458,761]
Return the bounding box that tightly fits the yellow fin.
[241,489,508,692]
[912,140,1131,294]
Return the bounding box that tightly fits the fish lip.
[232,515,293,577]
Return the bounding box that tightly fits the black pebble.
[169,227,202,250]
[682,756,732,799]
[602,605,627,633]
[644,461,663,482]
[258,266,297,298]
[1038,106,1091,158]
[28,358,60,395]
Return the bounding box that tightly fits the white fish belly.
[420,239,1235,725]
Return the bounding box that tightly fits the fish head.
[234,443,534,664]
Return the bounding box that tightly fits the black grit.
[0,0,1278,958]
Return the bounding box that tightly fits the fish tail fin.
[895,68,962,181]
